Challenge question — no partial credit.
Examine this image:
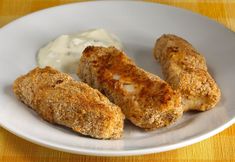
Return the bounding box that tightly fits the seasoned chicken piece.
[13,66,124,139]
[154,34,221,111]
[77,46,183,130]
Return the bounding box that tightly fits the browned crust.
[154,34,221,111]
[78,46,183,130]
[13,66,124,139]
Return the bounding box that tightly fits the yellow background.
[0,0,234,161]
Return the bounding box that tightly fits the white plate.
[0,1,235,156]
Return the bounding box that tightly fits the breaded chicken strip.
[154,34,221,111]
[13,66,124,139]
[77,46,183,130]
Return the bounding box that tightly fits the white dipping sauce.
[37,28,123,73]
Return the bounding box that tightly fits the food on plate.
[13,66,124,139]
[154,34,221,111]
[37,28,122,74]
[77,46,183,130]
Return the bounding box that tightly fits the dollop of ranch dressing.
[37,28,122,73]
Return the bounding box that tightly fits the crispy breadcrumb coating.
[13,66,124,139]
[154,34,221,111]
[77,46,183,130]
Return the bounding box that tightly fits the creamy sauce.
[37,28,123,73]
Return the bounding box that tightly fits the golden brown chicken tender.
[77,46,183,130]
[154,34,221,111]
[13,66,124,139]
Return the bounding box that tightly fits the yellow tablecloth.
[0,0,234,161]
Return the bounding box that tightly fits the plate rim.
[1,117,234,156]
[0,0,235,156]
[1,0,234,34]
